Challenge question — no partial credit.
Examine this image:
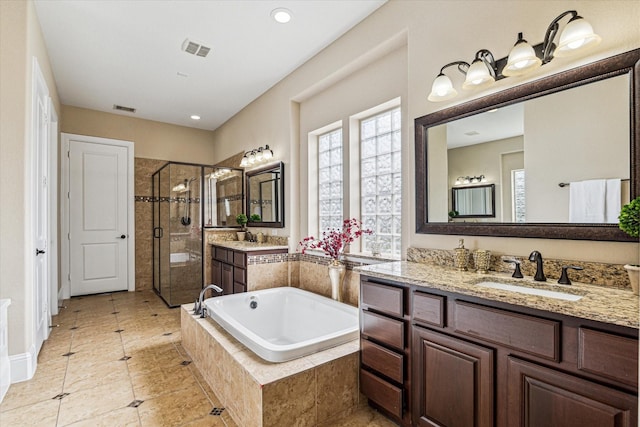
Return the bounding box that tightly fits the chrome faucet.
[193,284,223,318]
[528,250,546,281]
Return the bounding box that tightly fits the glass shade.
[555,16,601,56]
[428,73,457,102]
[462,59,495,90]
[502,35,542,76]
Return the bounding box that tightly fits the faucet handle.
[558,265,583,285]
[503,259,524,278]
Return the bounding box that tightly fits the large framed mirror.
[246,162,285,228]
[202,167,244,228]
[415,48,639,241]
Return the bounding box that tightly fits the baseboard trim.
[9,345,37,384]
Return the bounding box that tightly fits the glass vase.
[328,260,346,302]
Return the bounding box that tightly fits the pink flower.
[298,218,372,261]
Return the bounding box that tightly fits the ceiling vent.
[182,38,211,57]
[113,104,136,113]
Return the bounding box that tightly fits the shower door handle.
[153,227,163,239]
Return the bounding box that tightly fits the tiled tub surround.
[407,247,633,290]
[181,305,377,427]
[357,261,639,328]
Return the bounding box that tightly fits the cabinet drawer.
[454,301,560,361]
[233,266,246,285]
[214,247,230,262]
[360,369,403,419]
[578,328,638,388]
[361,339,404,384]
[362,310,404,351]
[413,291,445,327]
[233,251,246,267]
[361,280,404,317]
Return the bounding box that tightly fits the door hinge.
[67,151,70,158]
[67,233,70,240]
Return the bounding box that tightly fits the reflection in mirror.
[415,49,639,241]
[203,167,244,227]
[430,75,629,223]
[246,162,285,228]
[452,184,495,218]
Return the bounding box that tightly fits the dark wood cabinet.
[358,275,639,427]
[360,278,411,426]
[413,327,494,427]
[210,244,287,296]
[507,357,637,427]
[211,245,245,295]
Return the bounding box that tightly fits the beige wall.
[0,0,61,359]
[211,0,640,264]
[61,105,216,164]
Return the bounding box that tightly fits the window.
[360,107,401,257]
[318,129,343,232]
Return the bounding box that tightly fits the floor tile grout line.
[54,301,77,427]
[111,294,143,427]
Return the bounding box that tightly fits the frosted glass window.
[512,169,526,223]
[318,129,343,232]
[360,107,401,257]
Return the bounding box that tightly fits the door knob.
[119,234,126,239]
[36,249,46,255]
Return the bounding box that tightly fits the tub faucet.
[194,284,223,318]
[528,250,546,282]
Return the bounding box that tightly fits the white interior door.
[32,58,50,352]
[69,140,129,296]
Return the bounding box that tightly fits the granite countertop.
[209,241,289,252]
[356,261,639,329]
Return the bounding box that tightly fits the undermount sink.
[476,281,584,301]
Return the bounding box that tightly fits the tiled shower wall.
[134,158,166,291]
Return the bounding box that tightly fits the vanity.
[210,241,288,295]
[358,262,638,427]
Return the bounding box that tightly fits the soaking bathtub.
[203,287,359,362]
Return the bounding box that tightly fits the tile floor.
[0,290,397,426]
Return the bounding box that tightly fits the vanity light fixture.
[502,32,542,76]
[427,61,470,102]
[427,10,601,102]
[240,145,274,168]
[462,50,497,90]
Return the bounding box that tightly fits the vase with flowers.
[299,218,372,301]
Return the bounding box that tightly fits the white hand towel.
[605,178,621,224]
[569,179,606,223]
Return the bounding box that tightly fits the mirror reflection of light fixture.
[239,145,274,168]
[427,10,601,102]
[455,175,487,186]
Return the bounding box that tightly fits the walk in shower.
[152,162,244,307]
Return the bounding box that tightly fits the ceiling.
[33,0,386,131]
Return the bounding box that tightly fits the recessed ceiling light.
[190,115,201,120]
[271,8,292,24]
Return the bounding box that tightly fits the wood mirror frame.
[245,162,285,228]
[415,48,639,242]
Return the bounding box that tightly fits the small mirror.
[452,184,495,218]
[203,167,244,228]
[246,162,285,228]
